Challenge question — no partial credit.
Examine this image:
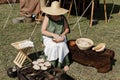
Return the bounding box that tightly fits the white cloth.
[42,36,69,63]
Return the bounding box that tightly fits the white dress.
[42,36,69,63]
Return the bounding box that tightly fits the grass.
[0,0,120,80]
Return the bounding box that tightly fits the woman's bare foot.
[63,65,69,72]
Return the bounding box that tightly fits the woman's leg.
[62,55,70,71]
[57,54,70,71]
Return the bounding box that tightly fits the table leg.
[20,49,32,62]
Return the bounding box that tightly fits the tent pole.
[67,0,73,19]
[89,0,94,28]
[104,0,108,23]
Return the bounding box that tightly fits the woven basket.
[75,38,94,50]
[11,40,34,49]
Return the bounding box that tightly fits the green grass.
[0,0,120,80]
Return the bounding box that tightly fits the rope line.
[73,0,82,37]
[2,0,15,29]
[72,0,92,30]
[7,0,13,8]
[29,24,38,40]
[29,0,50,40]
[108,0,115,22]
[28,0,50,55]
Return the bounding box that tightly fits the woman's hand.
[60,34,65,38]
[52,34,65,43]
[53,34,60,39]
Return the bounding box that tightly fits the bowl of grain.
[75,38,94,50]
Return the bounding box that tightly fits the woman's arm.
[41,15,60,39]
[61,16,70,36]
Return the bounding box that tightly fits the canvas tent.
[0,0,19,4]
[20,0,41,17]
[0,0,99,17]
[0,0,44,18]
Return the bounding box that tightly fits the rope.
[29,24,38,40]
[29,0,50,40]
[2,8,13,29]
[72,0,92,30]
[7,0,13,8]
[27,0,50,56]
[108,0,115,22]
[73,0,82,37]
[2,0,15,29]
[2,1,17,71]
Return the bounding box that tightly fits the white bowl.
[75,38,94,50]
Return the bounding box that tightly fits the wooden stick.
[83,0,85,12]
[89,0,94,28]
[67,0,73,19]
[104,0,108,23]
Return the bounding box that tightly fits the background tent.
[0,0,19,4]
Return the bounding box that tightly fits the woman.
[41,1,70,71]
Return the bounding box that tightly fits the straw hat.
[41,1,68,15]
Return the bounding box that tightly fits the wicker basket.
[11,40,34,50]
[75,38,94,50]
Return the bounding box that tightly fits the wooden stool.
[11,40,34,68]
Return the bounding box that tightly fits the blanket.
[67,40,115,73]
